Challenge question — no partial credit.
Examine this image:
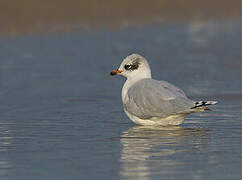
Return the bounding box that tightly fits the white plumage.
[110,54,217,126]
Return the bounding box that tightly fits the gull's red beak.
[110,69,122,76]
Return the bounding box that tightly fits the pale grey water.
[0,21,242,179]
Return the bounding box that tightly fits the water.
[0,21,242,179]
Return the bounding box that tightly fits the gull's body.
[110,54,217,126]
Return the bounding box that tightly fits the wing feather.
[124,79,194,119]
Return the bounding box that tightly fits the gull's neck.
[122,71,151,102]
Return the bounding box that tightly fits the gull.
[110,54,217,126]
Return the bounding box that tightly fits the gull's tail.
[191,101,218,109]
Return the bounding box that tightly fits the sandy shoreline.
[1,0,242,36]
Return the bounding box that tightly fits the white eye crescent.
[124,64,132,70]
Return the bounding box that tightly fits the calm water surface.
[0,21,242,179]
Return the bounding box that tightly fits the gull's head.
[110,54,151,80]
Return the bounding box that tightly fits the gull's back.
[124,79,194,119]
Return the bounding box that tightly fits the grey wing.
[124,79,194,119]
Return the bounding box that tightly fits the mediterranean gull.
[110,54,217,126]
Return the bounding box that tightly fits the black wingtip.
[191,101,217,109]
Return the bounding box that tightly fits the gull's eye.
[124,61,140,71]
[124,64,132,70]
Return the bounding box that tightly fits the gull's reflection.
[119,125,209,179]
[0,123,13,177]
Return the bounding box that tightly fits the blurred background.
[1,0,242,36]
[0,1,242,180]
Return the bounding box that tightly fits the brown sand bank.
[1,0,242,36]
